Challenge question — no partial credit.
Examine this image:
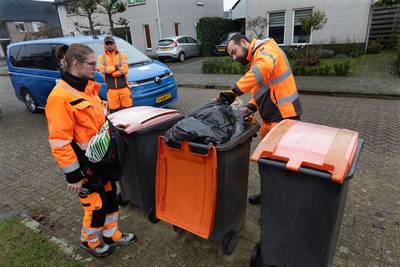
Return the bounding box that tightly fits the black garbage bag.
[164,101,244,145]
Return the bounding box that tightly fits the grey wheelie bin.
[156,122,260,255]
[108,106,183,222]
[249,119,364,267]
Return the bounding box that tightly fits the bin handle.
[345,139,364,180]
[258,158,332,180]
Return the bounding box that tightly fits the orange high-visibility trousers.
[80,180,122,248]
[107,87,132,111]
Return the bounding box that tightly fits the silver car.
[156,36,200,62]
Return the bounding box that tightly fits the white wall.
[246,0,373,45]
[57,0,224,54]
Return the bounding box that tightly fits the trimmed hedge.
[293,61,351,76]
[202,57,248,74]
[197,17,241,56]
[282,43,365,59]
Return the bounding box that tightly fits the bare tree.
[68,0,102,35]
[96,0,127,35]
[299,10,327,65]
[247,16,268,39]
[24,24,63,40]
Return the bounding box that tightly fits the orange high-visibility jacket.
[98,49,129,89]
[232,38,302,123]
[45,80,105,174]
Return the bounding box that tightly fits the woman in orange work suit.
[45,44,136,257]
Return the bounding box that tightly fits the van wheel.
[178,52,185,62]
[22,89,39,113]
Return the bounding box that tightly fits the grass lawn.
[0,219,82,267]
[289,50,397,78]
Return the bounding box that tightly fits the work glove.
[243,103,257,122]
[217,90,236,105]
[65,168,85,184]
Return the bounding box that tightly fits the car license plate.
[156,93,172,103]
[218,48,225,52]
[161,48,169,51]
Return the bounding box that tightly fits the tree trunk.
[108,10,114,35]
[305,45,309,66]
[88,12,95,35]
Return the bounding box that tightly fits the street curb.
[177,83,400,100]
[0,73,9,76]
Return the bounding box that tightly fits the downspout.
[156,0,162,39]
[364,1,374,55]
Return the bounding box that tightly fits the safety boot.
[103,232,137,246]
[80,242,111,257]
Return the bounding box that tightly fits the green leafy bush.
[318,49,335,58]
[333,61,351,76]
[367,40,383,54]
[202,57,248,74]
[318,65,332,76]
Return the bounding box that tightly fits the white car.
[156,36,201,62]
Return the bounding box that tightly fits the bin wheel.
[147,207,159,224]
[250,242,262,267]
[222,230,238,255]
[117,193,129,207]
[173,225,185,234]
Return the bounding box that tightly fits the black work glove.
[65,168,85,184]
[218,90,236,105]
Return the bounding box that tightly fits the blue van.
[6,36,178,113]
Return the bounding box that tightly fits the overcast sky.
[224,0,237,11]
[34,0,238,11]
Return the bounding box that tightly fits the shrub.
[318,49,335,58]
[367,40,383,54]
[295,53,320,66]
[335,53,348,59]
[282,46,305,59]
[318,65,332,76]
[333,61,351,76]
[202,57,248,74]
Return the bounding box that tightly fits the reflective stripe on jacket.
[233,38,302,122]
[97,50,129,89]
[45,80,105,174]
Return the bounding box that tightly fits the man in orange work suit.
[218,34,302,205]
[98,36,132,113]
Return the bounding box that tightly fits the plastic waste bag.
[164,100,245,145]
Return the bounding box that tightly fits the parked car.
[213,32,240,56]
[6,35,178,113]
[156,36,200,62]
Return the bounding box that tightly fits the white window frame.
[15,22,26,33]
[127,0,146,7]
[266,10,286,46]
[291,7,314,46]
[114,25,133,45]
[31,22,43,33]
[143,24,152,50]
[174,22,180,36]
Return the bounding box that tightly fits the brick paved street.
[0,76,399,266]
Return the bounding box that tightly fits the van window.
[9,46,22,66]
[13,44,54,70]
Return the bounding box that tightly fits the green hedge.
[202,57,248,74]
[282,43,365,59]
[197,17,241,56]
[293,61,351,76]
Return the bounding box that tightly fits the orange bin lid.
[251,120,359,184]
[156,137,217,239]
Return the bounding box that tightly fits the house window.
[15,22,26,32]
[32,22,43,33]
[143,25,152,49]
[174,23,180,36]
[128,0,146,6]
[268,11,285,45]
[293,9,313,44]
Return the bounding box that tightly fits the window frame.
[291,7,314,45]
[15,22,26,33]
[267,10,286,46]
[143,24,152,50]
